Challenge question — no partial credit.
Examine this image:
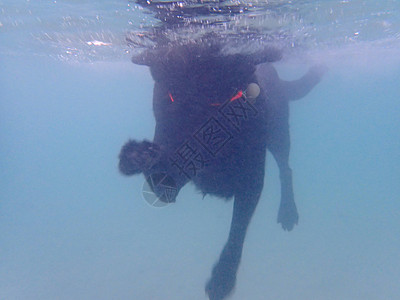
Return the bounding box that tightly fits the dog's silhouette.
[119,42,324,299]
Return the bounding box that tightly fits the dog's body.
[119,43,324,299]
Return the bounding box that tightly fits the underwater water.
[1,1,400,300]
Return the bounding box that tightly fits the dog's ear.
[250,46,282,64]
[131,50,158,66]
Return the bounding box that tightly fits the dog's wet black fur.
[119,42,324,299]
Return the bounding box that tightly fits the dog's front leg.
[205,189,261,300]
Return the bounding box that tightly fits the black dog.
[119,42,324,299]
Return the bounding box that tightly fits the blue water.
[1,1,400,299]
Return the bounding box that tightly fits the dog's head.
[132,43,281,134]
[133,43,281,99]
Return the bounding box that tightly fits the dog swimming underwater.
[118,39,325,299]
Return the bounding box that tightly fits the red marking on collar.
[230,90,243,102]
[168,92,174,102]
[211,90,243,106]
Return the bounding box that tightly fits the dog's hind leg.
[268,128,299,231]
[275,158,298,231]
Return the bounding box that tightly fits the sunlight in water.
[86,40,112,46]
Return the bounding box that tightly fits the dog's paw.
[277,200,299,231]
[205,271,236,300]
